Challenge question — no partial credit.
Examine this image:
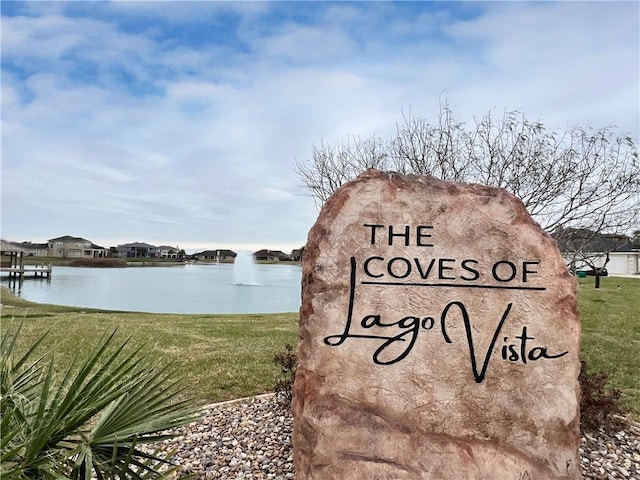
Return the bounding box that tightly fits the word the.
[364,224,434,246]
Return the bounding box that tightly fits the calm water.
[4,263,302,314]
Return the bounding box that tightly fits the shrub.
[1,323,201,479]
[69,258,126,268]
[579,359,627,431]
[273,344,297,407]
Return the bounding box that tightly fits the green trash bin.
[577,271,587,278]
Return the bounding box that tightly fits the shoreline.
[18,258,302,268]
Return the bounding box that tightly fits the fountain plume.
[232,251,259,285]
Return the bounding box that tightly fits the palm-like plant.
[1,324,202,479]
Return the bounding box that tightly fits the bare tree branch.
[294,136,390,209]
[295,103,640,237]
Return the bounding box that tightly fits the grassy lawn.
[577,276,640,415]
[0,289,298,404]
[1,276,638,416]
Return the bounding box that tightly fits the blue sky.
[2,1,638,253]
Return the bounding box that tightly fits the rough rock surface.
[292,170,582,479]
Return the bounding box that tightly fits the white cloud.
[1,2,637,250]
[442,2,639,132]
[251,23,358,64]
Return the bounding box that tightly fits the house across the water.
[193,249,237,261]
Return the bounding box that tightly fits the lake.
[3,263,302,314]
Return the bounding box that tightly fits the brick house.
[253,249,290,261]
[116,242,159,258]
[47,236,106,258]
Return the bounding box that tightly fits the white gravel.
[154,395,640,480]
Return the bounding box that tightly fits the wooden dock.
[1,265,52,279]
[2,240,52,285]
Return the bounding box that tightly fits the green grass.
[577,276,640,415]
[0,288,298,404]
[1,276,638,416]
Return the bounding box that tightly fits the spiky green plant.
[1,323,202,479]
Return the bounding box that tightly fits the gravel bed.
[155,395,640,479]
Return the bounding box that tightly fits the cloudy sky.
[2,1,638,253]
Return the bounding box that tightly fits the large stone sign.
[292,170,581,480]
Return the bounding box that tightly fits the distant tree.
[291,246,305,262]
[295,103,640,287]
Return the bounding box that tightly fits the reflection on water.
[3,263,302,314]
